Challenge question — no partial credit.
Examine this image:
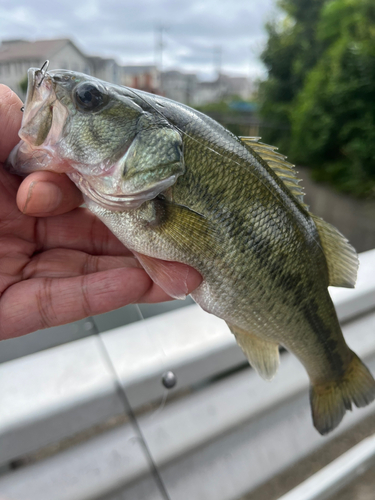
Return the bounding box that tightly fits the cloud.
[0,0,278,79]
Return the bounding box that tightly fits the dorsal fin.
[239,136,309,210]
[239,137,358,289]
[311,215,359,288]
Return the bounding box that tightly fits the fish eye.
[74,82,108,112]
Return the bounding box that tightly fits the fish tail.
[310,351,375,435]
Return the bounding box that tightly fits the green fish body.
[9,67,375,434]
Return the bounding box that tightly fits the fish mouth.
[7,65,69,177]
[69,171,177,211]
[19,67,56,146]
[21,64,70,153]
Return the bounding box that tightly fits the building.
[161,70,199,105]
[121,65,160,94]
[193,79,227,106]
[220,74,253,100]
[0,39,93,98]
[193,74,253,107]
[0,37,253,107]
[88,56,121,86]
[161,72,253,107]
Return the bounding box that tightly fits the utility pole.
[248,43,255,98]
[155,25,166,94]
[214,46,222,80]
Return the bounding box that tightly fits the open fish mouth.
[69,171,177,210]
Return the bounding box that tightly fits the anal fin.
[228,324,280,381]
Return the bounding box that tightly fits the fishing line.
[134,304,169,367]
[126,86,327,264]
[37,64,326,261]
[93,319,173,500]
[150,390,169,420]
[36,62,328,267]
[134,303,173,419]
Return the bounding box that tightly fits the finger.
[0,266,202,339]
[35,207,133,256]
[140,263,202,303]
[0,85,23,163]
[23,248,140,279]
[33,209,202,289]
[0,268,165,339]
[17,171,83,216]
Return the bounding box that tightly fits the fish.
[8,65,375,435]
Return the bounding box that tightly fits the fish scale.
[8,67,375,435]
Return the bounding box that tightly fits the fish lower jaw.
[7,141,75,175]
[68,172,177,211]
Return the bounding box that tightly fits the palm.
[0,165,151,339]
[0,85,201,340]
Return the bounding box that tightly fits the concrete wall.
[299,167,375,253]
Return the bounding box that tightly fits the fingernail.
[23,181,63,214]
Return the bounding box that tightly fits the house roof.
[0,39,82,63]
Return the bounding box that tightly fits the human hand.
[0,85,202,340]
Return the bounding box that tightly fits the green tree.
[259,0,375,196]
[19,74,28,95]
[290,0,375,196]
[259,0,326,152]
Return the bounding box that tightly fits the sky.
[0,0,279,81]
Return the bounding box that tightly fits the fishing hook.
[37,60,50,88]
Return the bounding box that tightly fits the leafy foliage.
[194,98,258,136]
[259,0,375,197]
[19,74,28,95]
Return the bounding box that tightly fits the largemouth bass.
[8,65,375,435]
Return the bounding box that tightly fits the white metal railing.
[277,433,375,500]
[0,249,374,499]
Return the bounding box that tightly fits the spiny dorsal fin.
[311,215,359,288]
[239,136,308,210]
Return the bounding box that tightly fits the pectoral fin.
[228,324,280,381]
[133,199,215,298]
[137,198,220,258]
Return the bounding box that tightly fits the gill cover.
[117,113,185,199]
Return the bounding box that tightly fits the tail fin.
[310,352,375,435]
